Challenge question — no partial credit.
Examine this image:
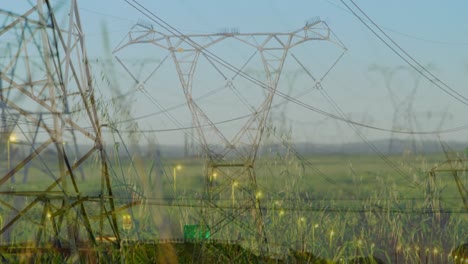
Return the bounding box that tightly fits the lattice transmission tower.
[0,0,122,257]
[114,19,345,249]
[370,65,440,154]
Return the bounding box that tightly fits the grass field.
[1,148,467,263]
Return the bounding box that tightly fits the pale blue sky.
[5,0,468,145]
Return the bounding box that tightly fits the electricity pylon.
[429,142,468,215]
[370,64,451,154]
[114,19,345,251]
[369,65,432,153]
[0,0,121,257]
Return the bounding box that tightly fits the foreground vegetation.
[1,148,467,263]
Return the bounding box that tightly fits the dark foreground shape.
[451,243,468,264]
[287,249,328,264]
[349,256,385,264]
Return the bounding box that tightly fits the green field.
[1,150,467,263]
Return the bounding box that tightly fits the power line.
[122,0,468,137]
[104,83,468,135]
[4,0,435,154]
[322,0,468,46]
[339,0,468,107]
[319,84,420,188]
[92,196,468,214]
[121,0,467,195]
[4,75,468,136]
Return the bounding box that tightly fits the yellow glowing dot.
[176,165,182,170]
[9,135,16,142]
[255,191,263,199]
[279,209,284,216]
[232,181,238,187]
[314,224,319,228]
[46,212,52,218]
[122,214,132,230]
